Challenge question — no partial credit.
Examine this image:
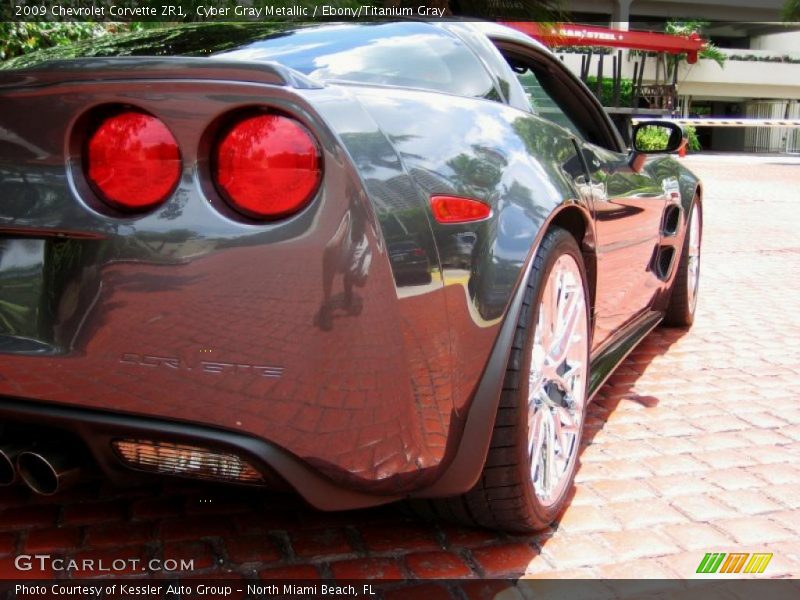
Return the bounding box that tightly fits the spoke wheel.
[415,227,591,532]
[528,254,588,507]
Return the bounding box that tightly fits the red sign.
[503,22,705,64]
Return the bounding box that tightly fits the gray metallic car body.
[0,21,701,508]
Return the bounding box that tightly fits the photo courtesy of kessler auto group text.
[0,0,798,598]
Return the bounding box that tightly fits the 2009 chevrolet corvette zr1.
[0,21,702,531]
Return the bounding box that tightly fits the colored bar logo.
[696,552,772,574]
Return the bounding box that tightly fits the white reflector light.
[112,439,263,484]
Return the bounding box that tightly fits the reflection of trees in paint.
[0,239,45,336]
[1,21,294,68]
[446,146,505,199]
[512,116,575,164]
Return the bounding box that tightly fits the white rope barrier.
[632,118,800,128]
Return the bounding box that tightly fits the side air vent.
[655,246,676,280]
[662,205,681,236]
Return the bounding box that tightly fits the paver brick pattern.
[0,155,798,581]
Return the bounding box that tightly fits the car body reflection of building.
[388,240,432,285]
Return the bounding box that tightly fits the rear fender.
[415,203,592,496]
[0,76,450,494]
[353,86,590,415]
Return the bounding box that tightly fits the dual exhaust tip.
[0,442,85,495]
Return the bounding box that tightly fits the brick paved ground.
[1,154,799,583]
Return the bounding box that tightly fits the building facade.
[560,0,800,152]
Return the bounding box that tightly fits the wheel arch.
[548,205,597,332]
[661,179,703,326]
[692,182,704,214]
[681,181,703,252]
[691,182,703,236]
[416,203,596,498]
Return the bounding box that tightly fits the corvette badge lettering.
[120,353,283,378]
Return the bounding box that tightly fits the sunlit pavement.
[1,154,799,583]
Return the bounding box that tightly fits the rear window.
[1,22,498,101]
[217,22,499,100]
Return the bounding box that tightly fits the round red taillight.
[213,113,321,220]
[85,110,181,212]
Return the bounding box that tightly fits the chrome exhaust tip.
[16,446,84,496]
[0,441,33,486]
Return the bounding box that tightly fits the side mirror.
[631,121,684,154]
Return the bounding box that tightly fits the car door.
[487,38,673,352]
[580,142,669,348]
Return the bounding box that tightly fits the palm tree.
[665,21,725,68]
[650,20,725,91]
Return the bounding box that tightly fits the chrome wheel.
[528,254,588,507]
[687,207,701,312]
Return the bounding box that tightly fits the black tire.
[416,227,590,532]
[663,199,702,327]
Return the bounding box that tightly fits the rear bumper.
[0,395,400,510]
[0,247,529,509]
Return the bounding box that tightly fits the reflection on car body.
[388,240,432,285]
[0,21,702,532]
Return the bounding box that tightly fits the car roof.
[453,21,553,54]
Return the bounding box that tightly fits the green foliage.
[636,124,700,153]
[0,22,113,61]
[556,46,612,55]
[635,125,670,151]
[0,22,291,69]
[0,0,371,63]
[665,20,725,67]
[636,124,701,153]
[728,53,800,63]
[684,124,701,152]
[585,75,633,107]
[697,44,726,67]
[663,20,706,37]
[419,0,565,20]
[784,0,800,21]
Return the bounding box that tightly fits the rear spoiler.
[0,56,322,90]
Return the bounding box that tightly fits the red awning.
[502,22,705,64]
